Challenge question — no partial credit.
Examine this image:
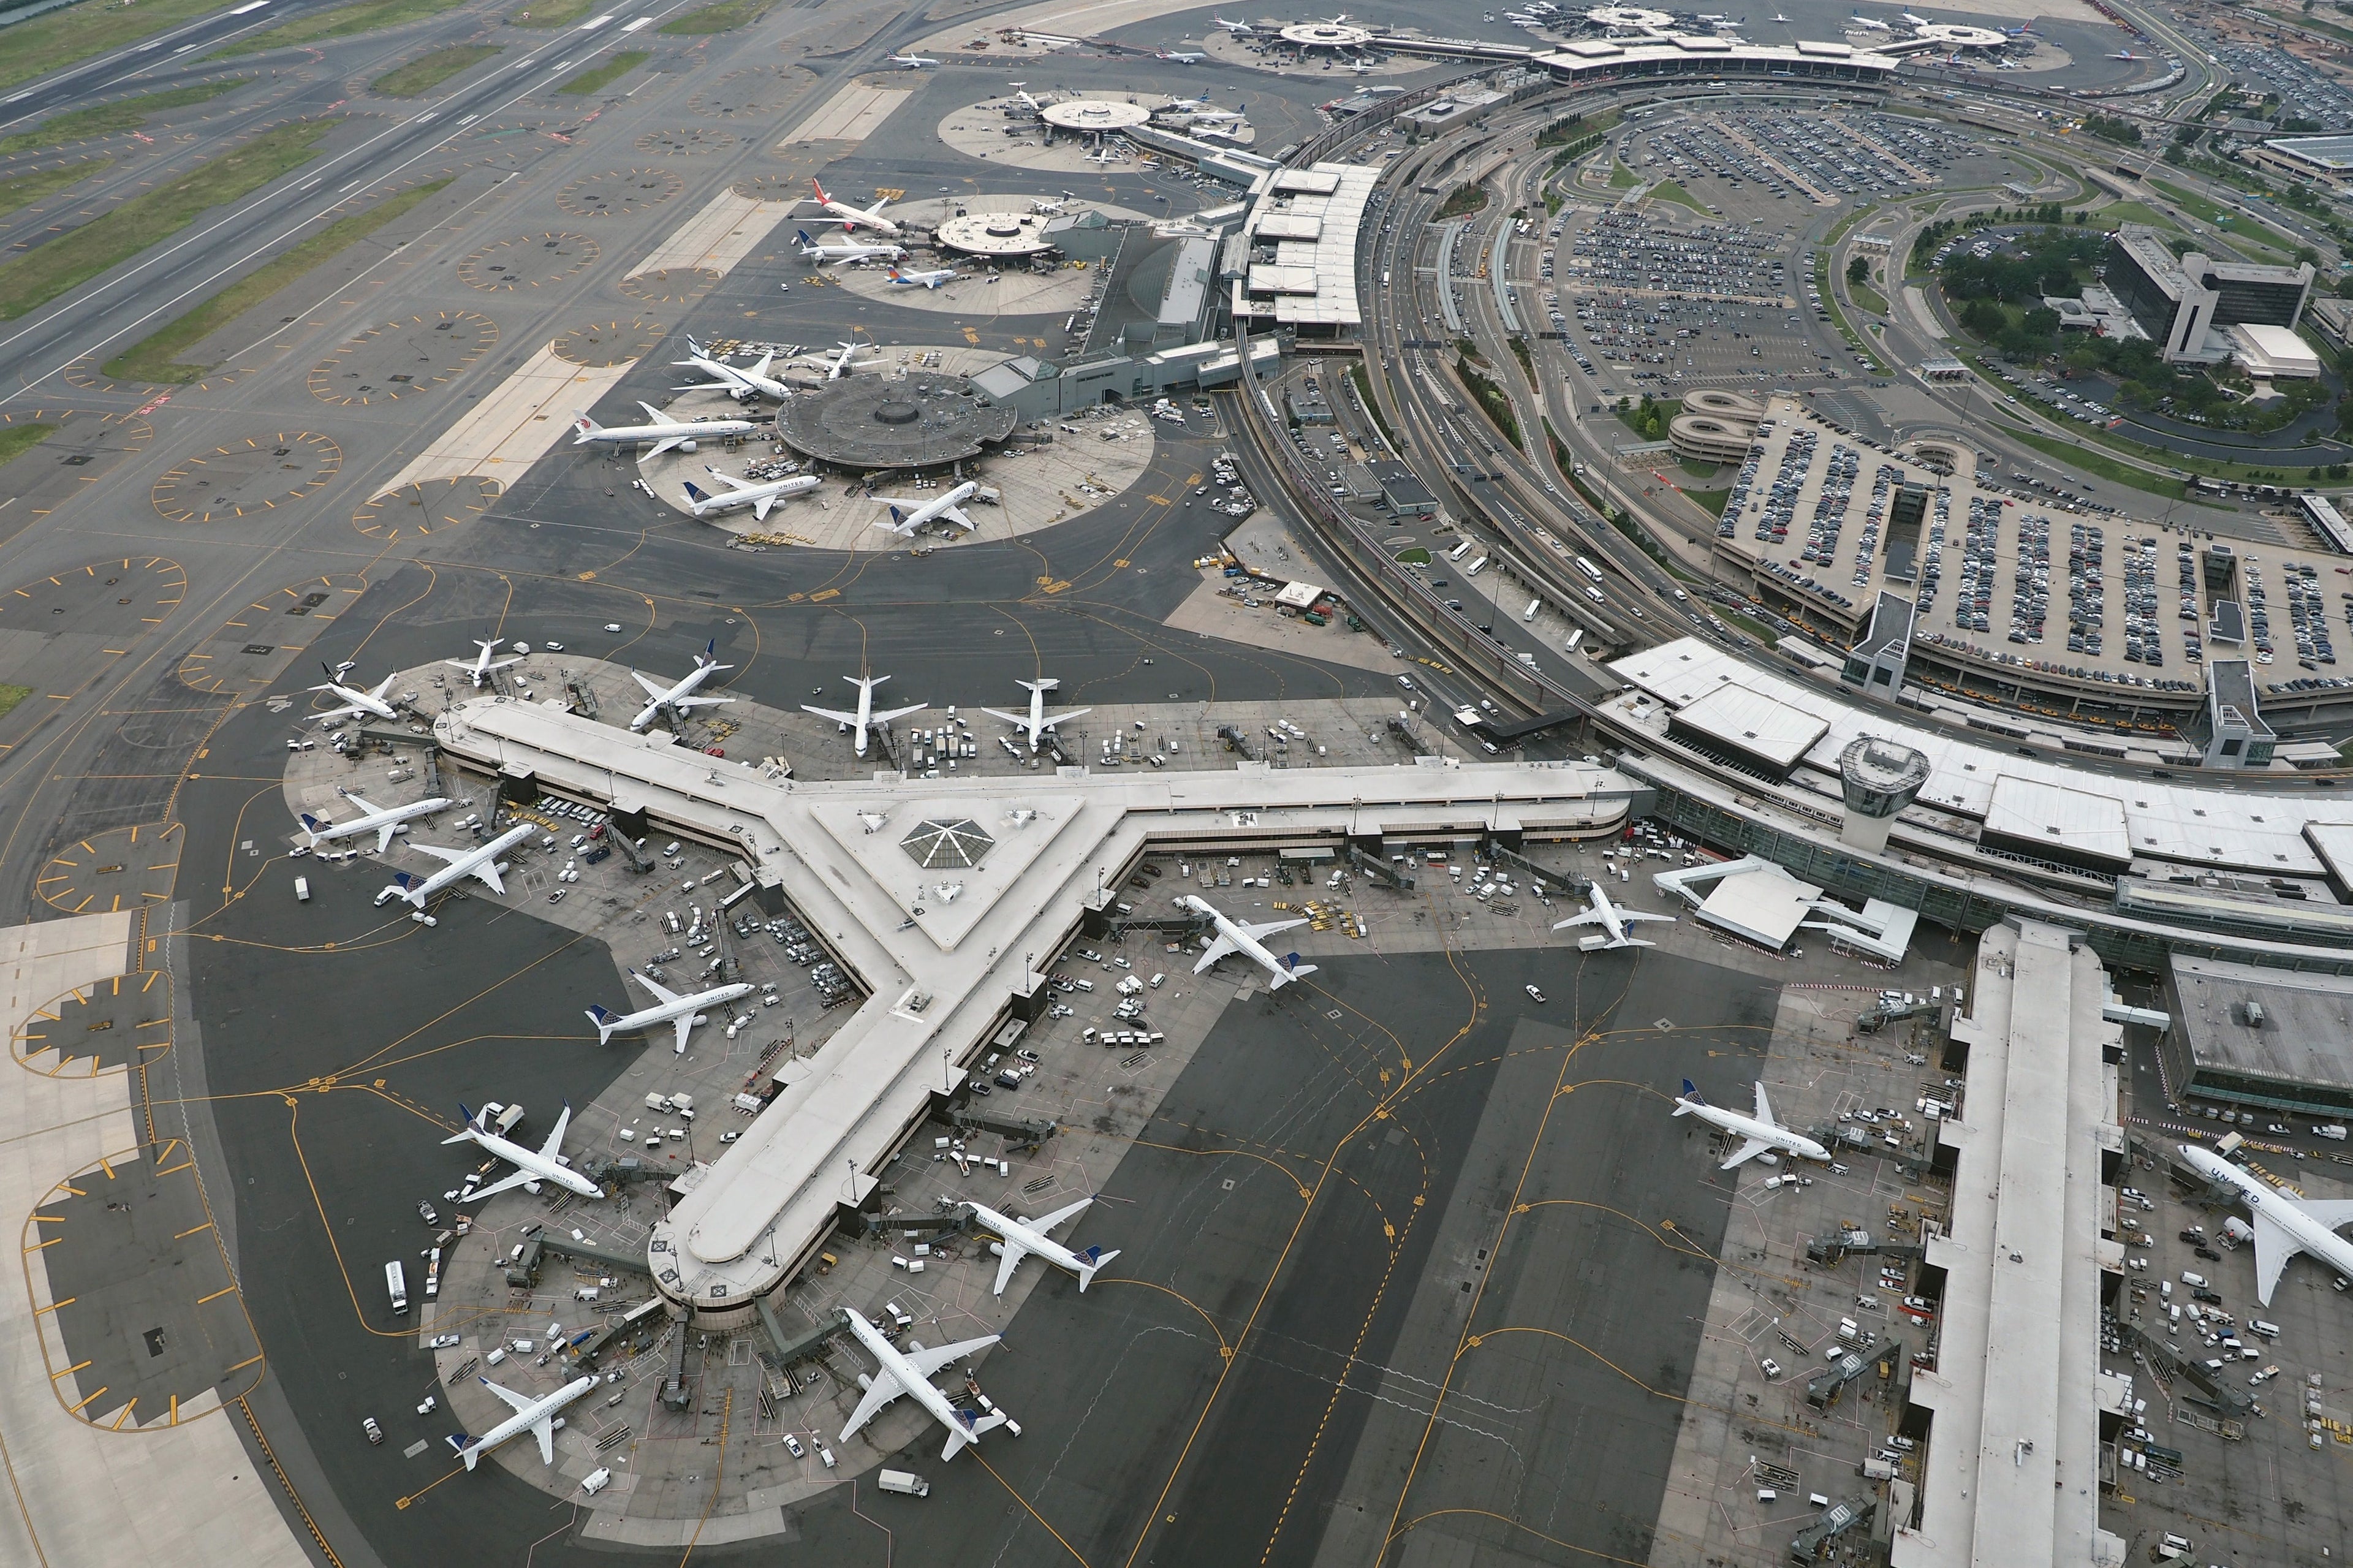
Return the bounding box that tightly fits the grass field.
[0,158,111,222]
[1648,179,1709,214]
[1606,161,1637,189]
[555,49,648,95]
[1848,278,1889,316]
[104,176,449,383]
[0,423,55,468]
[0,120,336,321]
[0,80,243,156]
[372,44,501,96]
[2006,426,2203,501]
[0,0,224,94]
[0,685,31,721]
[213,0,471,57]
[659,0,772,32]
[509,0,595,24]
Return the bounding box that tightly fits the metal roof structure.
[1667,681,1828,776]
[773,373,1017,471]
[2164,953,2353,1100]
[432,695,1641,1321]
[935,211,1058,259]
[1232,161,1381,331]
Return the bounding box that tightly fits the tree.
[1961,298,2007,338]
[1847,254,1871,285]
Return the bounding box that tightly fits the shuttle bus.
[1574,555,1603,582]
[1466,556,1488,577]
[1564,627,1587,654]
[386,1260,409,1315]
[1447,539,1474,561]
[1523,596,1541,623]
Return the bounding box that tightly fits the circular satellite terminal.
[1039,99,1151,132]
[1585,6,1676,29]
[775,374,1018,472]
[1911,21,2009,47]
[936,211,1056,258]
[1279,20,1374,47]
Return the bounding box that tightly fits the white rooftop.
[1235,161,1381,329]
[435,697,1637,1313]
[1670,681,1830,772]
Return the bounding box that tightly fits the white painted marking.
[227,0,271,12]
[1,91,29,104]
[580,12,615,27]
[173,41,200,51]
[620,15,653,29]
[415,112,436,123]
[458,113,480,124]
[298,176,320,189]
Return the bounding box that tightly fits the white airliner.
[964,1197,1118,1293]
[1179,893,1317,989]
[1848,10,1891,28]
[806,177,903,236]
[1770,10,1790,20]
[572,403,754,457]
[887,51,939,67]
[450,1374,596,1471]
[673,340,790,402]
[586,970,754,1053]
[1211,13,1255,31]
[2180,1143,2353,1305]
[2107,47,2139,59]
[874,479,979,537]
[802,675,925,757]
[800,341,875,381]
[1552,882,1676,950]
[311,666,400,725]
[886,263,961,290]
[1158,47,1205,61]
[447,638,520,689]
[1901,9,1933,23]
[794,229,909,265]
[378,823,536,909]
[837,1308,1010,1460]
[1673,1079,1832,1168]
[443,1099,603,1200]
[982,678,1091,752]
[682,469,819,522]
[626,640,732,732]
[298,791,452,853]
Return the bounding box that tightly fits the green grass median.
[659,0,772,31]
[213,0,472,57]
[0,80,243,156]
[0,157,111,222]
[372,45,501,97]
[0,0,223,94]
[555,49,647,95]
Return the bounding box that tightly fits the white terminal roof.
[1615,637,2353,878]
[1893,919,2118,1568]
[434,697,1636,1312]
[1533,36,1898,75]
[1982,776,2131,867]
[1670,681,1830,771]
[1235,161,1381,329]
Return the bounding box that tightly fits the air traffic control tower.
[1838,735,1930,854]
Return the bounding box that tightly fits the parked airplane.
[2107,48,2139,59]
[673,339,790,402]
[794,229,909,265]
[874,479,980,537]
[1178,893,1317,989]
[1157,47,1205,61]
[450,1375,596,1472]
[311,665,400,725]
[376,823,536,910]
[1211,13,1256,31]
[982,677,1091,752]
[1847,10,1891,28]
[626,640,732,732]
[571,403,753,457]
[443,1100,604,1200]
[887,51,939,67]
[806,176,903,236]
[837,1307,1010,1460]
[682,469,819,521]
[886,263,961,290]
[964,1197,1119,1293]
[800,341,874,381]
[1900,10,1933,24]
[1770,10,1791,20]
[299,791,453,853]
[1552,882,1676,950]
[801,675,925,757]
[1673,1079,1832,1168]
[2180,1143,2353,1305]
[586,970,755,1053]
[447,637,520,689]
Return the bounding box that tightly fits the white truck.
[877,1469,930,1498]
[2317,1124,2348,1142]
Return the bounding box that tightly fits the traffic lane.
[2,0,705,400]
[0,0,350,129]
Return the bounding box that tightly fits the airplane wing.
[993,1237,1031,1295]
[2251,1210,2297,1305]
[801,704,859,725]
[634,971,684,1007]
[532,1414,557,1466]
[374,820,403,854]
[703,468,757,492]
[1240,917,1308,942]
[646,435,691,458]
[934,506,976,533]
[1622,911,1677,924]
[671,1013,695,1053]
[751,494,779,521]
[901,1334,1000,1381]
[469,1167,540,1202]
[343,793,382,816]
[671,695,732,711]
[409,843,476,866]
[1552,909,1605,930]
[1721,1137,1775,1170]
[1193,933,1239,973]
[539,1104,572,1160]
[480,1377,538,1415]
[872,702,926,725]
[1754,1083,1775,1126]
[633,671,672,699]
[979,707,1027,729]
[1031,1196,1093,1235]
[468,856,507,896]
[840,1367,908,1437]
[870,496,922,510]
[2298,1199,2353,1232]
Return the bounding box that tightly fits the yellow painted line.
[34,1297,74,1316]
[197,1285,237,1305]
[224,1353,262,1374]
[110,1399,137,1430]
[173,1221,214,1240]
[58,1183,85,1196]
[96,1158,114,1180]
[29,1213,64,1224]
[51,1360,89,1381]
[65,1387,108,1414]
[154,1159,192,1175]
[169,1396,179,1425]
[23,1237,60,1252]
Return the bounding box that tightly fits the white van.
[1447,539,1474,561]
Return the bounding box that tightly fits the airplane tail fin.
[572,413,602,439]
[942,1408,1007,1460]
[298,812,328,839]
[442,1104,479,1145]
[1075,1246,1121,1291]
[1675,1078,1704,1112]
[392,871,419,892]
[586,1006,618,1045]
[682,482,710,510]
[796,228,816,247]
